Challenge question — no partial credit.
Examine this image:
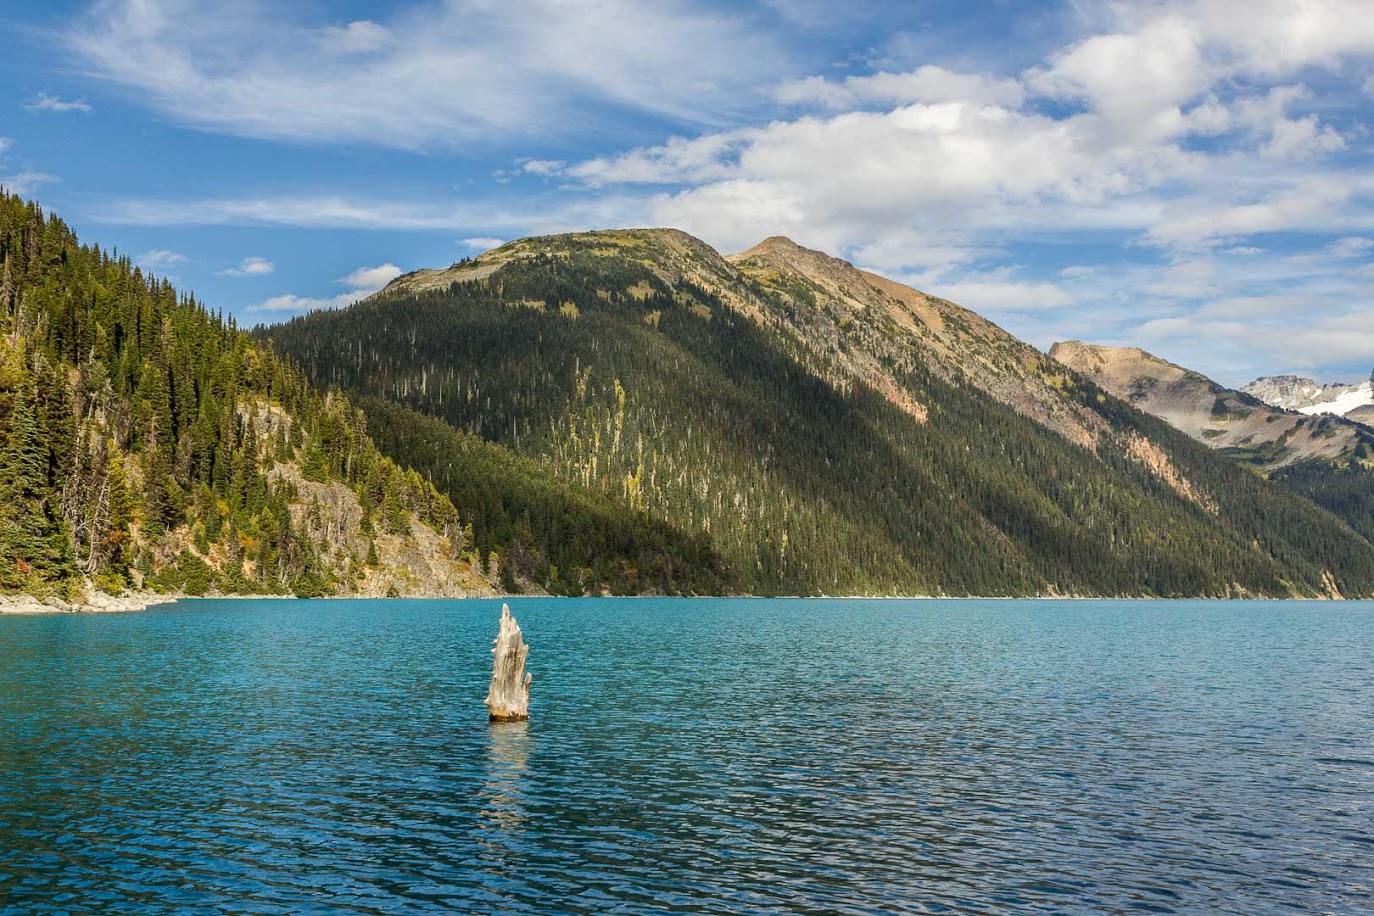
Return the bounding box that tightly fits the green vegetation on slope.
[358,397,731,595]
[0,191,462,599]
[267,231,1374,597]
[1271,460,1374,544]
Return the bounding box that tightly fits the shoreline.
[4,592,1364,615]
[0,592,180,615]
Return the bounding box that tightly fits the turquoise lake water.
[2,598,1373,913]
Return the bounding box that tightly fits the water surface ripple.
[2,598,1373,913]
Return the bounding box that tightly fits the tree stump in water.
[485,603,531,722]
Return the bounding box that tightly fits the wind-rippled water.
[2,598,1373,914]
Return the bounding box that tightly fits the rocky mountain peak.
[1243,371,1374,416]
[729,235,858,280]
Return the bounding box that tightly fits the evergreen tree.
[0,371,75,592]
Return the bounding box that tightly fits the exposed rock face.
[485,603,531,722]
[1243,371,1374,417]
[1051,340,1373,469]
[1241,374,1325,410]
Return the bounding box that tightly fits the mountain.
[1243,371,1374,419]
[267,228,1374,598]
[1050,340,1374,542]
[1048,341,1374,469]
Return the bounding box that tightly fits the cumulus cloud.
[341,263,402,288]
[519,159,565,177]
[65,0,787,150]
[218,256,275,276]
[249,263,402,315]
[26,93,93,113]
[462,237,504,251]
[135,249,187,269]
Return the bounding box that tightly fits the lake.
[2,598,1373,913]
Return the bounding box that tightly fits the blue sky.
[2,0,1373,385]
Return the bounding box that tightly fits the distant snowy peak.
[1240,374,1325,410]
[1296,379,1374,417]
[1242,370,1374,417]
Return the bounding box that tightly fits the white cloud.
[1147,177,1359,247]
[249,263,403,315]
[341,263,401,289]
[1181,0,1374,75]
[1328,237,1374,259]
[0,139,58,198]
[66,0,788,150]
[0,171,58,197]
[519,159,565,177]
[462,237,504,251]
[26,93,92,113]
[135,249,187,269]
[556,0,1374,270]
[94,191,655,238]
[1026,14,1211,143]
[218,256,275,276]
[778,66,1025,110]
[1139,259,1218,299]
[568,131,748,187]
[100,195,469,229]
[1227,86,1346,160]
[321,19,390,54]
[924,271,1076,312]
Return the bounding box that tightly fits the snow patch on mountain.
[1297,380,1374,417]
[1243,370,1374,418]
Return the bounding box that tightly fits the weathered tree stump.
[485,603,531,722]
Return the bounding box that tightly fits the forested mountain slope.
[0,191,488,601]
[267,229,1374,598]
[357,397,730,595]
[1052,339,1374,542]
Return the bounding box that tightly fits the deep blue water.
[2,598,1373,914]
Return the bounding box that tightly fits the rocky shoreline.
[0,592,179,615]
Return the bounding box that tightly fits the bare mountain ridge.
[383,231,1110,448]
[1050,340,1373,469]
[724,237,1111,448]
